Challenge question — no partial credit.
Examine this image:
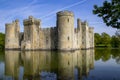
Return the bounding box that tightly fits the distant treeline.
[95,32,120,48]
[0,33,5,50]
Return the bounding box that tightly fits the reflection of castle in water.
[5,50,94,80]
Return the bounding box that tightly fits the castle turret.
[89,27,94,48]
[5,20,20,49]
[22,16,40,50]
[81,21,90,49]
[57,11,74,50]
[77,18,82,49]
[77,18,81,30]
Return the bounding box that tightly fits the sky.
[0,0,117,35]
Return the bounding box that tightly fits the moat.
[0,49,120,80]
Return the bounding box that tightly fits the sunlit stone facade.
[5,10,94,51]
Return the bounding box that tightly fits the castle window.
[68,36,69,41]
[82,36,84,39]
[46,39,48,44]
[68,61,70,65]
[68,18,69,22]
[82,42,84,44]
[46,37,48,44]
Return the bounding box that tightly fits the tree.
[111,29,120,48]
[94,33,101,46]
[101,32,111,47]
[93,0,120,29]
[0,33,5,50]
[111,35,120,48]
[115,29,120,38]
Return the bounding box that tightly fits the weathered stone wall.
[22,16,40,50]
[40,27,57,50]
[74,18,82,49]
[40,28,51,50]
[86,23,90,48]
[74,29,78,49]
[89,27,94,48]
[81,21,91,49]
[5,20,20,49]
[57,11,74,50]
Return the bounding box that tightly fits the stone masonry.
[5,10,94,51]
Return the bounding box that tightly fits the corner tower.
[89,27,94,48]
[22,16,40,50]
[81,21,90,49]
[5,20,20,49]
[57,11,74,51]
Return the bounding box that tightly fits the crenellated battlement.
[23,16,40,26]
[5,23,13,27]
[5,19,20,49]
[57,10,74,17]
[81,21,89,26]
[41,27,57,31]
[5,19,19,27]
[89,27,94,33]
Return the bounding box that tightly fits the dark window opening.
[46,37,48,44]
[68,61,70,65]
[46,39,48,44]
[68,18,69,22]
[82,42,84,44]
[68,36,69,40]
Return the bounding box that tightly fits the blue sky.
[0,0,117,35]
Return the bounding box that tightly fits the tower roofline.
[23,16,40,26]
[57,10,74,16]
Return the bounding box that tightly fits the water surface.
[0,49,120,80]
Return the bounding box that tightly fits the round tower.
[57,11,74,50]
[5,20,20,49]
[5,23,15,49]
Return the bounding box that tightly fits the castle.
[5,11,94,51]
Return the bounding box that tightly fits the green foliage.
[94,32,120,48]
[111,30,120,48]
[0,33,5,50]
[94,33,101,46]
[115,29,120,38]
[94,32,111,47]
[101,32,111,47]
[111,35,120,48]
[93,0,120,29]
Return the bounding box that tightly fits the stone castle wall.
[57,11,74,50]
[5,20,20,49]
[5,10,94,51]
[40,27,57,50]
